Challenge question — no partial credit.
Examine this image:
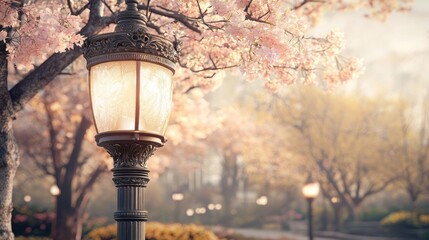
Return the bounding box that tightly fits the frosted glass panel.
[138,62,173,135]
[90,61,136,133]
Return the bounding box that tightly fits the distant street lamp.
[186,208,194,217]
[49,185,60,197]
[23,195,32,203]
[215,203,222,210]
[302,180,320,240]
[83,0,178,239]
[208,203,215,211]
[172,193,184,222]
[50,184,61,238]
[256,195,268,206]
[172,193,184,201]
[195,207,207,215]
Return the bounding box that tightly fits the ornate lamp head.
[83,1,179,239]
[83,0,179,167]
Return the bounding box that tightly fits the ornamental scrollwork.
[101,142,157,168]
[113,177,150,187]
[114,211,148,221]
[83,27,179,63]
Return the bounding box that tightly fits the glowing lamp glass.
[302,182,320,199]
[90,60,173,135]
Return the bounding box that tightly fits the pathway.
[229,228,411,240]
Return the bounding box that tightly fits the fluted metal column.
[113,167,150,240]
[96,134,160,240]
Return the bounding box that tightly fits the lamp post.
[302,181,320,240]
[50,184,60,238]
[171,193,184,222]
[83,0,178,239]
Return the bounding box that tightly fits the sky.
[317,0,429,100]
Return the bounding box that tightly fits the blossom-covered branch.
[1,0,413,94]
[1,0,115,114]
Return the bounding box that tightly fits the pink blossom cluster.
[2,0,411,87]
[151,0,410,92]
[0,1,20,28]
[1,1,85,69]
[151,0,367,92]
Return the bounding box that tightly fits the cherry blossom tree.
[0,0,412,238]
[13,73,111,240]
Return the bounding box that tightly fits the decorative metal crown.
[83,0,179,71]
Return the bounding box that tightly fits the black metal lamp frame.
[83,1,178,239]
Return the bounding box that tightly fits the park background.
[3,0,429,239]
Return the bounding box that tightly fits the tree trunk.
[345,202,356,222]
[52,117,92,240]
[332,203,342,231]
[52,180,97,240]
[408,187,419,211]
[320,202,328,231]
[0,118,19,240]
[220,154,239,225]
[53,195,84,240]
[0,40,19,240]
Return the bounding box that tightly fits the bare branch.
[67,0,92,16]
[43,99,62,184]
[146,0,151,17]
[292,0,325,10]
[101,0,115,15]
[244,0,254,13]
[195,0,222,31]
[188,64,238,73]
[26,151,55,176]
[34,160,55,177]
[146,21,163,34]
[243,1,273,25]
[75,165,107,209]
[179,54,238,73]
[62,116,92,195]
[138,4,201,34]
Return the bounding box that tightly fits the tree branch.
[9,0,115,114]
[27,151,55,176]
[75,165,107,209]
[63,116,92,192]
[292,0,325,10]
[138,4,201,34]
[43,99,62,185]
[67,0,92,16]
